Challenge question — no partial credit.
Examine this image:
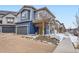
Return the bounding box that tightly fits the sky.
[0,5,78,29]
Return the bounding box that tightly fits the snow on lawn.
[52,32,79,49]
[68,34,78,42]
[51,32,68,42]
[54,32,79,43]
[67,33,79,48]
[54,33,66,41]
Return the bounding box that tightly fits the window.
[0,20,2,24]
[34,11,36,20]
[21,10,30,21]
[6,17,14,23]
[50,28,54,34]
[45,23,49,34]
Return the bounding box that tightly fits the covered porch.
[33,19,51,35]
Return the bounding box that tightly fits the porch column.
[49,22,51,34]
[42,22,45,35]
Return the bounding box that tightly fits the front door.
[34,22,45,35]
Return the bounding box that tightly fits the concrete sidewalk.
[53,37,75,53]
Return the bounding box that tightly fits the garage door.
[17,26,27,35]
[2,26,15,33]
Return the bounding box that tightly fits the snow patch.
[68,33,79,42]
[54,33,67,41]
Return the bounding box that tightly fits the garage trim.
[16,25,29,35]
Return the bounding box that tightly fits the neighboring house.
[0,11,17,33]
[55,20,66,33]
[0,5,66,35]
[59,23,66,33]
[67,28,79,36]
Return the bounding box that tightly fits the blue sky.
[0,5,78,29]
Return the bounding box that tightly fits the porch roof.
[33,18,50,23]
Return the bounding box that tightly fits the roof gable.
[36,7,56,18]
[0,10,17,18]
[18,5,36,14]
[2,13,17,18]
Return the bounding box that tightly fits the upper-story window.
[21,10,30,21]
[34,11,36,20]
[0,20,2,24]
[36,10,49,20]
[6,17,14,24]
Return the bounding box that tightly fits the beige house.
[55,20,66,33]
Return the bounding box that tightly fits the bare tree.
[75,13,79,28]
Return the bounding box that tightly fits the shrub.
[35,35,59,45]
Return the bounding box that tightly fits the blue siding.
[29,22,35,34]
[34,26,39,33]
[16,21,39,34]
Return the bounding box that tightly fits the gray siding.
[2,14,17,24]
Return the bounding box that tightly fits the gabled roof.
[36,7,56,18]
[17,5,36,14]
[55,20,61,24]
[22,5,36,10]
[55,20,66,29]
[17,5,56,18]
[0,10,17,18]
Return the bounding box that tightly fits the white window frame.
[21,10,30,21]
[6,17,14,23]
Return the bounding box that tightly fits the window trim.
[6,17,14,23]
[21,9,30,21]
[0,20,2,24]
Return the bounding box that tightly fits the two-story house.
[0,5,66,35]
[0,11,17,33]
[16,6,57,35]
[55,20,66,33]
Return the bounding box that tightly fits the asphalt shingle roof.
[0,10,17,18]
